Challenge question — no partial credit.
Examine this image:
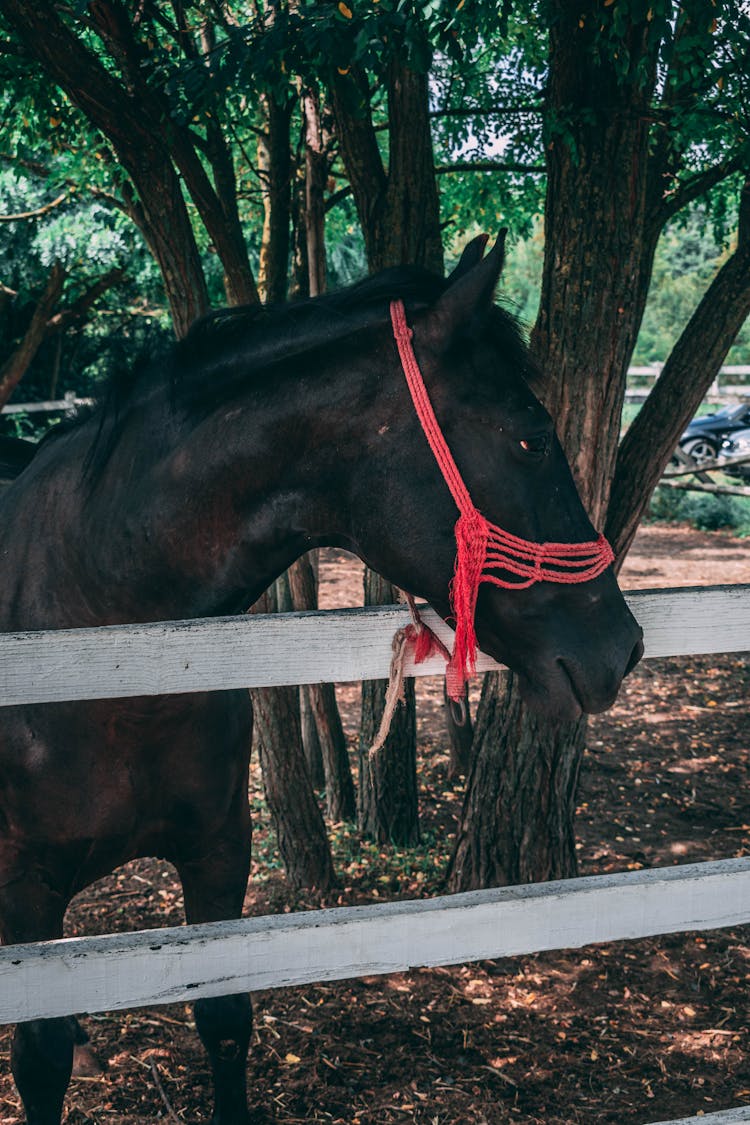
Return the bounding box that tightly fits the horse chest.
[0,693,251,854]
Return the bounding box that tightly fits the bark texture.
[444,684,474,781]
[607,177,750,559]
[450,2,657,890]
[258,94,294,305]
[252,684,336,891]
[449,674,586,889]
[302,87,330,298]
[331,60,443,274]
[249,581,336,891]
[288,556,355,824]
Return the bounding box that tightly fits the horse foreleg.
[175,801,254,1125]
[0,875,73,1125]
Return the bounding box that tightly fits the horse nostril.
[624,637,644,678]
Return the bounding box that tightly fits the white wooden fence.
[0,584,749,1123]
[625,365,750,403]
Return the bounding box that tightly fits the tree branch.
[1,0,210,335]
[0,192,68,223]
[45,266,126,334]
[659,152,747,224]
[0,262,67,409]
[430,104,543,119]
[324,184,352,212]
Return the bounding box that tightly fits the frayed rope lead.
[368,594,449,760]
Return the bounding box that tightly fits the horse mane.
[34,263,536,480]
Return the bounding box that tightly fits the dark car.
[720,428,750,480]
[678,403,750,465]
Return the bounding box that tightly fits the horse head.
[346,234,643,719]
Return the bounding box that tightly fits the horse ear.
[446,233,489,283]
[426,229,507,347]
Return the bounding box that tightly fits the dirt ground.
[0,523,748,1124]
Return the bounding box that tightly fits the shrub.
[647,486,750,535]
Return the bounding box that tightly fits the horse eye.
[519,434,551,456]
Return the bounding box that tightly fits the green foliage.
[0,167,169,428]
[0,171,128,289]
[1,0,748,424]
[647,485,750,535]
[634,198,750,365]
[495,204,750,367]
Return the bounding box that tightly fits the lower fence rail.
[0,856,749,1026]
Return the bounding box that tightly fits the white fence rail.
[0,858,748,1026]
[1,584,748,707]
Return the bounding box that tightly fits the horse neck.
[16,360,375,629]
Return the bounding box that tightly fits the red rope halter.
[390,299,614,700]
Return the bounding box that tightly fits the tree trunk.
[0,0,210,338]
[449,1,658,890]
[448,672,586,890]
[252,683,336,891]
[289,162,309,302]
[270,567,326,789]
[250,590,335,890]
[287,556,355,823]
[444,683,474,780]
[300,687,325,790]
[607,177,750,560]
[302,87,329,298]
[258,94,293,304]
[357,571,419,845]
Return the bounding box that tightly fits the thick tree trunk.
[607,177,750,560]
[331,62,443,275]
[449,1,657,891]
[449,673,586,890]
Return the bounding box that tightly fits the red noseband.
[390,299,614,700]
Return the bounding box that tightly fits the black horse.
[0,235,642,1123]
